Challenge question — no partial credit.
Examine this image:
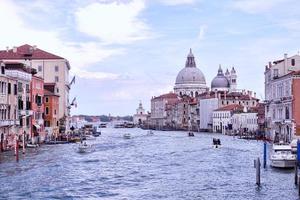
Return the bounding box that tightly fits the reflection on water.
[0,128,297,200]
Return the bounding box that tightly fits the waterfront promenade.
[0,128,297,199]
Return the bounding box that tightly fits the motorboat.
[77,142,93,153]
[270,143,296,168]
[213,138,221,148]
[26,143,39,148]
[188,132,194,137]
[290,139,298,154]
[85,135,96,141]
[123,133,131,139]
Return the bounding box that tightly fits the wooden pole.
[256,157,261,186]
[22,132,25,154]
[295,164,298,185]
[263,142,267,168]
[298,176,300,196]
[15,138,19,162]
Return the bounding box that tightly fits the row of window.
[272,106,290,120]
[221,100,255,106]
[38,65,59,72]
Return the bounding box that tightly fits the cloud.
[75,0,152,44]
[197,25,207,40]
[0,0,131,80]
[73,69,120,80]
[159,0,197,6]
[231,0,288,14]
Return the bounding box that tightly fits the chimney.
[284,53,288,74]
[13,46,17,53]
[268,62,272,68]
[6,46,9,52]
[254,92,256,98]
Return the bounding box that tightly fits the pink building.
[31,75,44,143]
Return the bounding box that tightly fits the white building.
[174,49,208,97]
[264,53,300,142]
[133,101,148,125]
[213,105,240,133]
[199,97,219,131]
[231,108,258,133]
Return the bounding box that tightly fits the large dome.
[211,66,230,89]
[174,49,207,97]
[175,67,206,85]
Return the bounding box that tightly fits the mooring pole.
[255,157,261,186]
[15,138,19,162]
[295,164,298,185]
[22,132,25,154]
[263,142,267,168]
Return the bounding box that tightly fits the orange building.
[31,75,44,143]
[292,71,300,136]
[44,83,59,139]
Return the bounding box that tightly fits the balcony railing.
[0,120,20,126]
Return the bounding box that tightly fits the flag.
[70,76,75,86]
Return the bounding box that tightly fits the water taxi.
[270,143,296,168]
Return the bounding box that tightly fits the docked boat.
[123,133,131,139]
[26,143,39,148]
[270,143,296,168]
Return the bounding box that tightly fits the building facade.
[31,75,44,143]
[0,44,71,132]
[133,102,148,125]
[150,93,178,129]
[44,83,60,140]
[264,54,300,142]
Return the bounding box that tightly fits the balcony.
[0,119,19,127]
[19,110,33,116]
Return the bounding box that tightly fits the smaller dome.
[211,65,230,89]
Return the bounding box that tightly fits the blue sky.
[1,0,300,116]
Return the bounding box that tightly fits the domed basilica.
[174,49,208,97]
[174,49,237,97]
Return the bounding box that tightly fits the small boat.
[213,138,221,148]
[85,135,96,140]
[123,133,131,139]
[188,132,194,137]
[26,143,39,148]
[93,132,101,137]
[77,142,92,153]
[147,130,154,136]
[270,143,296,168]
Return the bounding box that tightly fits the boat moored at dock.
[270,143,296,168]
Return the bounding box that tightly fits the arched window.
[191,91,193,97]
[195,91,198,96]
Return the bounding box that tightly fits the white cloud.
[231,0,287,14]
[73,68,120,80]
[159,0,197,6]
[0,0,127,80]
[197,25,207,40]
[75,0,151,44]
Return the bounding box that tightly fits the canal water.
[0,128,298,200]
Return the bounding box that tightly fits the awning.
[33,124,41,129]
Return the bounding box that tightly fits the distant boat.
[99,123,107,128]
[123,133,131,139]
[26,143,39,148]
[147,130,154,136]
[213,138,221,148]
[77,142,93,153]
[188,132,194,137]
[270,142,296,168]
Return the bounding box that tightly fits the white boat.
[270,143,296,168]
[123,133,131,139]
[85,135,96,140]
[26,143,39,148]
[290,139,298,154]
[77,142,93,153]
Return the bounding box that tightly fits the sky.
[0,0,300,116]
